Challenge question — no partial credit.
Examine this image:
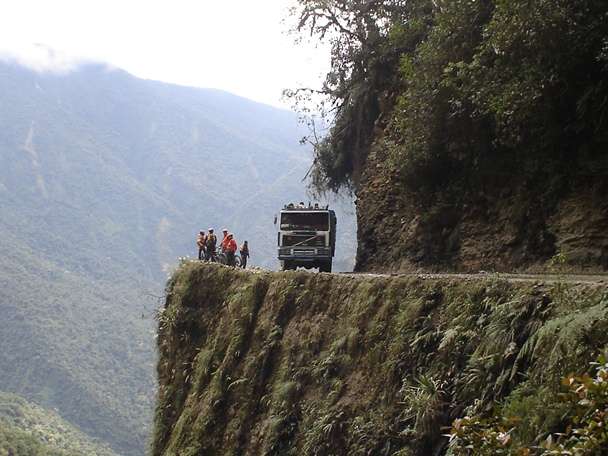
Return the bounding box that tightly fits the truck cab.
[276,203,336,272]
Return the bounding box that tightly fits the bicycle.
[216,250,242,267]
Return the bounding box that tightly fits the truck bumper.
[278,256,332,262]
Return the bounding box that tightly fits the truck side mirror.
[273,215,277,225]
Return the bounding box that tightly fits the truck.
[275,203,337,272]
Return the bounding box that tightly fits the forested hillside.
[291,0,608,272]
[0,392,117,456]
[0,61,355,455]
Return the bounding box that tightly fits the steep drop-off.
[153,264,608,455]
[0,61,355,455]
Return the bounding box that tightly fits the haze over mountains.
[0,61,356,454]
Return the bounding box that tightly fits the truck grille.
[278,247,331,257]
[293,249,315,256]
[282,235,325,247]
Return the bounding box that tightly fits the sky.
[0,0,329,108]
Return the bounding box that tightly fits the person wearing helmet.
[205,228,217,261]
[196,230,206,260]
[222,233,238,266]
[220,228,229,253]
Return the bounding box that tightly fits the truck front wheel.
[319,261,332,273]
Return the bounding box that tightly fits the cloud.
[0,0,329,107]
[0,43,100,74]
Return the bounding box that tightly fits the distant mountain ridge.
[0,61,356,455]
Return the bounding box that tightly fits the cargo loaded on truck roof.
[274,203,337,272]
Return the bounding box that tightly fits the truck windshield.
[280,212,329,231]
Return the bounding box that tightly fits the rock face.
[355,147,608,273]
[152,263,608,456]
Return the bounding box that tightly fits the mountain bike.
[216,250,242,267]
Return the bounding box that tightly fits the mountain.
[0,61,356,455]
[0,391,118,456]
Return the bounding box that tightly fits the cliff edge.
[152,263,608,455]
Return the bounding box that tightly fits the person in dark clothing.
[196,231,206,260]
[205,228,217,261]
[239,240,250,269]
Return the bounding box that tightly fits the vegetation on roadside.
[152,264,608,455]
[449,353,608,455]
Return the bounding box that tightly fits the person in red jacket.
[222,233,238,266]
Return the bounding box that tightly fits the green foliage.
[500,384,567,447]
[0,423,58,456]
[0,233,155,456]
[549,252,569,274]
[0,392,117,456]
[288,0,422,191]
[152,265,608,455]
[291,0,608,196]
[448,353,608,455]
[550,356,608,453]
[399,375,447,436]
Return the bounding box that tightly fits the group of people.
[196,228,250,268]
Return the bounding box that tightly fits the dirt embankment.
[152,263,608,456]
[354,145,608,274]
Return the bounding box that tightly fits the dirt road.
[338,271,608,285]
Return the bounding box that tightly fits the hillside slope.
[0,61,356,455]
[0,62,354,274]
[152,263,608,455]
[0,392,117,456]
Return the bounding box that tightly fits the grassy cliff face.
[153,264,608,455]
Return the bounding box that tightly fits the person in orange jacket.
[222,233,238,266]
